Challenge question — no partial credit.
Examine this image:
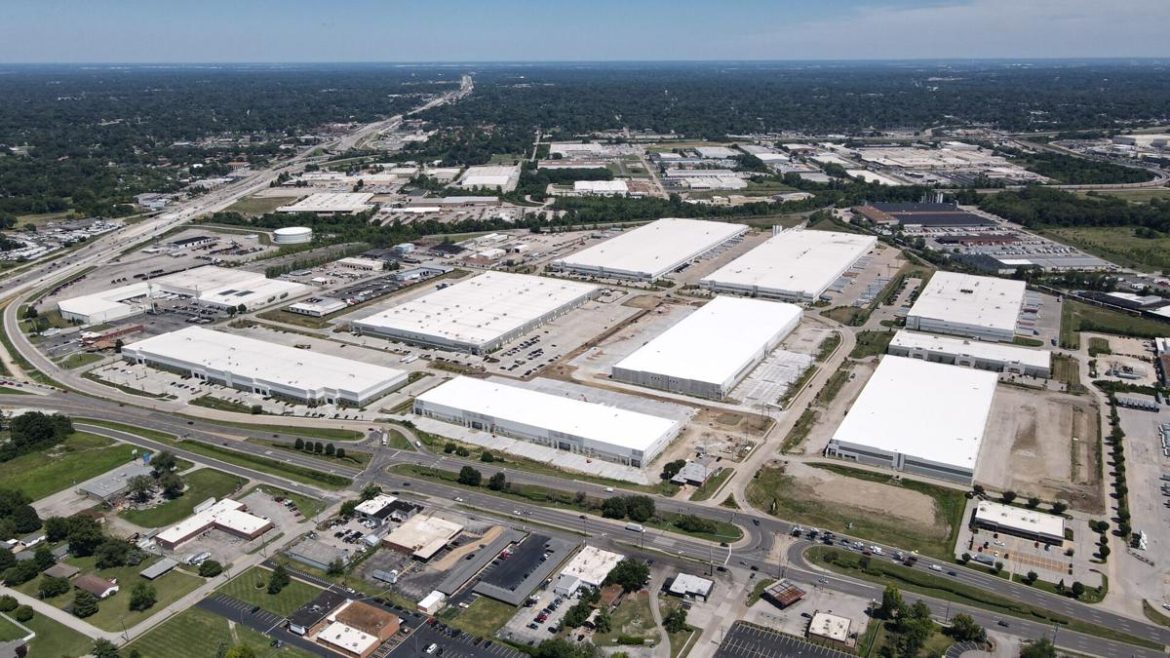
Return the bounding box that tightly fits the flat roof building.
[888,330,1051,378]
[826,356,997,484]
[972,500,1065,544]
[354,494,399,525]
[808,611,852,647]
[762,579,806,609]
[354,272,597,354]
[155,498,272,549]
[122,327,407,406]
[573,180,629,196]
[553,218,747,281]
[288,296,348,318]
[77,461,155,502]
[414,377,681,468]
[668,573,714,601]
[612,297,802,399]
[277,192,376,215]
[457,165,521,192]
[382,515,463,560]
[906,272,1026,342]
[700,229,876,302]
[554,546,624,597]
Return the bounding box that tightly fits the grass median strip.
[77,418,179,443]
[176,439,352,488]
[181,415,364,441]
[806,546,1160,650]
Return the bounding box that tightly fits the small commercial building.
[554,546,624,597]
[139,559,178,580]
[701,229,876,302]
[826,356,997,484]
[122,326,408,406]
[414,377,681,467]
[288,297,348,317]
[553,218,747,281]
[277,193,376,215]
[905,272,1026,342]
[155,499,273,550]
[808,611,852,648]
[612,296,802,399]
[418,591,447,615]
[888,330,1051,378]
[354,494,399,526]
[289,590,348,636]
[337,257,385,272]
[313,599,400,658]
[762,579,806,609]
[667,573,714,601]
[168,235,217,251]
[354,271,597,354]
[382,515,463,560]
[77,461,155,502]
[972,500,1065,544]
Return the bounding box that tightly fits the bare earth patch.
[787,462,946,539]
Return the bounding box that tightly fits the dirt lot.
[785,462,946,540]
[795,359,878,456]
[976,386,1103,513]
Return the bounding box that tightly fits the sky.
[2,0,1168,63]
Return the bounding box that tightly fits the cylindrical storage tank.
[273,226,313,245]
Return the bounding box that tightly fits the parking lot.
[498,586,579,646]
[714,621,853,658]
[390,618,527,658]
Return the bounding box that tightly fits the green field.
[175,440,352,489]
[689,468,732,502]
[23,613,93,658]
[441,597,516,638]
[1051,354,1087,395]
[78,418,178,443]
[747,464,965,560]
[1076,188,1170,203]
[0,615,27,641]
[185,417,364,442]
[223,195,295,217]
[120,468,246,528]
[850,331,895,358]
[218,567,322,616]
[1045,225,1170,271]
[126,605,318,658]
[0,385,30,395]
[1060,299,1170,349]
[0,432,138,501]
[592,591,660,647]
[59,351,104,369]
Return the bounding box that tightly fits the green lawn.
[185,417,364,442]
[217,567,322,616]
[1087,336,1112,356]
[126,605,318,658]
[0,432,138,501]
[747,464,964,560]
[23,613,93,658]
[440,597,516,638]
[780,409,818,455]
[387,429,415,450]
[223,195,293,217]
[174,440,352,489]
[59,351,104,369]
[1044,225,1170,271]
[0,385,31,395]
[257,440,371,466]
[850,331,895,358]
[1076,188,1170,203]
[1051,354,1087,395]
[592,591,660,647]
[1060,299,1170,349]
[78,418,178,443]
[29,554,205,632]
[689,468,732,502]
[0,614,28,642]
[120,468,246,528]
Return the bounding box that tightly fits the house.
[43,563,80,580]
[74,575,119,599]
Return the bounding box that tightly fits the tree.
[1026,496,1041,509]
[39,574,71,598]
[360,485,381,501]
[1020,638,1057,658]
[325,443,336,457]
[160,472,185,498]
[12,605,33,622]
[3,560,40,586]
[336,448,346,460]
[1051,501,1068,515]
[268,564,290,594]
[1098,545,1111,559]
[594,609,612,634]
[879,585,905,620]
[73,590,100,618]
[1001,491,1017,504]
[458,466,482,486]
[1070,581,1086,599]
[294,438,305,450]
[34,545,54,571]
[150,450,177,476]
[114,338,125,353]
[199,560,224,578]
[604,558,650,593]
[0,596,16,611]
[130,582,157,611]
[327,558,345,576]
[488,472,507,491]
[946,613,985,642]
[674,515,716,534]
[129,475,154,502]
[225,646,257,658]
[444,442,457,454]
[480,452,495,463]
[340,500,359,517]
[0,548,14,572]
[91,639,120,658]
[1024,571,1038,585]
[601,497,627,519]
[660,459,687,481]
[663,606,688,633]
[562,600,591,628]
[313,442,324,454]
[95,539,131,569]
[43,516,69,542]
[624,496,655,523]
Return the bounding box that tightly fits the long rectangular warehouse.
[414,377,681,467]
[122,326,408,405]
[612,296,802,399]
[353,272,598,354]
[825,355,997,484]
[553,218,747,280]
[888,330,1051,378]
[700,229,876,302]
[905,272,1025,342]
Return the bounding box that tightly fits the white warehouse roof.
[890,330,1051,371]
[974,500,1065,540]
[554,218,747,280]
[415,376,681,454]
[354,272,597,351]
[558,546,625,588]
[908,272,1025,337]
[276,192,375,214]
[831,356,997,475]
[122,327,407,403]
[613,296,802,393]
[574,180,629,194]
[701,229,876,301]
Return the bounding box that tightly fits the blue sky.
[2,0,1167,63]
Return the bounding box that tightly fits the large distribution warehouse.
[552,218,747,280]
[700,229,876,302]
[905,272,1026,342]
[888,330,1051,378]
[825,355,997,484]
[353,272,597,354]
[58,266,309,325]
[122,326,408,405]
[612,296,802,399]
[414,377,681,467]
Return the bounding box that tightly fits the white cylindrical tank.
[273,226,312,245]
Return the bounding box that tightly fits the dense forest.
[415,61,1170,151]
[0,65,459,217]
[994,146,1155,185]
[978,187,1170,232]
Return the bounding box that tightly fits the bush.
[268,564,290,594]
[130,582,157,611]
[457,466,482,486]
[73,591,99,618]
[198,560,223,578]
[38,574,71,599]
[12,605,33,622]
[0,595,16,612]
